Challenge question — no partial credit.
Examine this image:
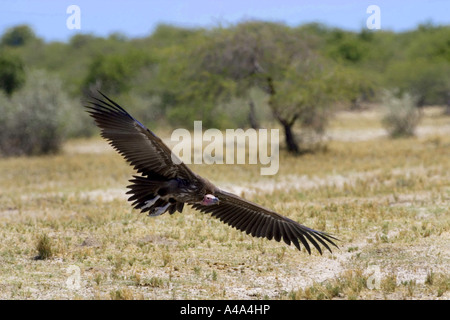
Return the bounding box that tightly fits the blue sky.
[0,0,449,42]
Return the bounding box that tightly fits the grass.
[35,234,53,260]
[0,106,449,299]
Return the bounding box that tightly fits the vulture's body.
[86,93,338,254]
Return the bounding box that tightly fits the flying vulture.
[86,92,338,254]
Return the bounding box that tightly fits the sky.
[0,0,449,42]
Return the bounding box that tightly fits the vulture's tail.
[126,175,183,216]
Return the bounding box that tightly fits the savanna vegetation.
[0,21,449,300]
[1,22,449,155]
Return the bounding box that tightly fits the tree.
[326,31,368,63]
[83,49,152,95]
[187,21,350,153]
[1,25,36,47]
[0,52,25,96]
[69,33,99,49]
[268,55,344,153]
[385,58,450,106]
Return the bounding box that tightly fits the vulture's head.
[201,194,219,206]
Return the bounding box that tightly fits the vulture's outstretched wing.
[192,190,338,254]
[86,92,195,181]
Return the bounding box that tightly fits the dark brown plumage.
[86,92,338,254]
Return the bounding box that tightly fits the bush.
[0,52,25,96]
[381,90,421,138]
[0,70,72,156]
[35,233,53,260]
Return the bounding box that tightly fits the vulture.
[86,92,338,254]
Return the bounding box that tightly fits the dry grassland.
[0,107,449,299]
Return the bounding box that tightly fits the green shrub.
[0,52,25,96]
[381,90,421,138]
[0,70,72,156]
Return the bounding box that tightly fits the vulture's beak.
[211,196,219,205]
